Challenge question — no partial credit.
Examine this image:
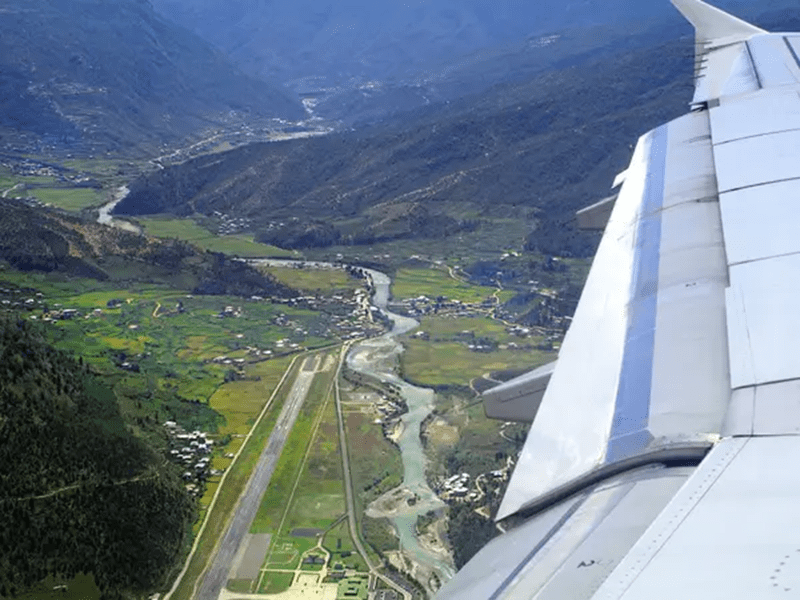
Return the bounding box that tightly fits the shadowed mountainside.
[116,35,697,258]
[0,198,297,299]
[0,0,304,155]
[118,7,800,257]
[150,0,798,123]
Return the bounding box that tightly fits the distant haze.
[151,0,793,86]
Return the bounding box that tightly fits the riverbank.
[97,186,140,233]
[346,269,456,593]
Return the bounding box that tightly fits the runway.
[195,355,319,600]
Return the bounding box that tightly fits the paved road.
[195,357,317,600]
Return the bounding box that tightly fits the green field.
[281,396,345,532]
[8,574,101,600]
[209,358,297,437]
[252,357,339,535]
[392,267,513,303]
[137,216,297,258]
[257,571,294,594]
[401,339,549,388]
[341,397,404,561]
[323,521,368,572]
[226,579,253,593]
[29,187,104,211]
[413,315,516,342]
[261,266,360,294]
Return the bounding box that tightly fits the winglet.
[672,0,767,103]
[672,0,766,47]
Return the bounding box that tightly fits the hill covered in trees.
[0,319,194,599]
[0,0,304,156]
[115,33,693,259]
[116,7,800,261]
[0,198,297,299]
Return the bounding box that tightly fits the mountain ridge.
[0,0,305,156]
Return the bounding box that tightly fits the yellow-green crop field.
[29,187,104,211]
[414,315,514,341]
[260,266,360,294]
[137,216,298,258]
[392,267,514,303]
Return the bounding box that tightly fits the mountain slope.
[0,0,304,155]
[116,34,698,257]
[0,197,297,298]
[117,6,800,258]
[152,0,791,83]
[0,318,193,598]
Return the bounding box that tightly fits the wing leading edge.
[436,1,800,598]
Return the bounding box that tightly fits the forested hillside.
[0,0,303,155]
[116,35,695,258]
[117,8,800,260]
[0,198,296,299]
[0,319,194,598]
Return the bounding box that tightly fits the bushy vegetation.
[0,198,295,300]
[0,318,194,599]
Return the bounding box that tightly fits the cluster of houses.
[435,467,510,505]
[163,421,217,496]
[3,157,99,188]
[390,294,496,320]
[438,473,471,500]
[0,289,45,312]
[210,211,253,235]
[2,293,93,325]
[271,287,384,342]
[217,305,243,319]
[373,395,408,442]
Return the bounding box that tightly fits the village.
[433,456,514,508]
[163,421,218,497]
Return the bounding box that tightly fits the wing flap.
[497,110,730,522]
[482,360,557,423]
[595,438,800,600]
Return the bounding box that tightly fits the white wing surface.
[436,1,800,598]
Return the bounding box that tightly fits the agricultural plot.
[209,358,295,437]
[400,340,550,388]
[260,266,361,295]
[137,216,297,258]
[391,267,513,303]
[412,315,517,343]
[28,187,104,211]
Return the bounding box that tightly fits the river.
[251,260,456,585]
[97,186,140,233]
[348,269,455,584]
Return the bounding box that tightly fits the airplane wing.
[436,1,800,598]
